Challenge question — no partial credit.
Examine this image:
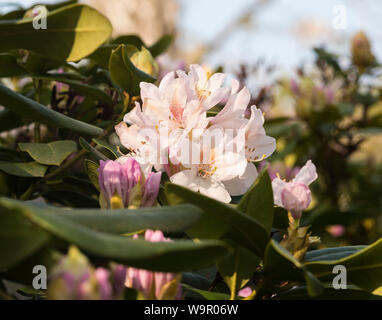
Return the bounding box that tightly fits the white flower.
[114,65,277,203]
[170,142,247,203]
[244,106,276,161]
[177,64,229,111]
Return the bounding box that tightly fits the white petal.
[190,64,207,85]
[207,73,225,91]
[158,71,175,96]
[211,86,250,127]
[214,152,247,181]
[271,177,287,206]
[293,160,318,185]
[246,135,276,161]
[123,103,147,126]
[114,122,141,150]
[246,105,265,136]
[170,169,199,192]
[140,82,160,100]
[223,162,258,196]
[197,178,232,203]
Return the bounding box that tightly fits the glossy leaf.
[0,84,104,137]
[0,207,50,269]
[0,198,228,271]
[0,53,26,77]
[0,161,47,177]
[273,284,381,300]
[304,238,382,292]
[19,140,77,166]
[84,159,100,191]
[0,4,112,62]
[109,44,156,95]
[165,183,269,257]
[217,244,260,299]
[238,166,274,233]
[149,34,174,57]
[79,137,109,161]
[34,75,113,104]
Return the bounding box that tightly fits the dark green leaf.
[238,166,274,233]
[84,159,100,191]
[165,183,269,257]
[109,44,156,95]
[0,161,47,177]
[0,197,228,272]
[19,140,77,166]
[0,84,104,137]
[0,206,50,269]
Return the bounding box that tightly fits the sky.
[2,0,382,74]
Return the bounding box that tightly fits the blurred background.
[1,0,382,247]
[1,0,381,72]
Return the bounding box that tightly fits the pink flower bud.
[142,171,162,207]
[94,268,112,300]
[281,182,311,219]
[125,230,182,300]
[272,160,317,219]
[98,159,142,208]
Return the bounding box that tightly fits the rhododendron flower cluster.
[115,65,276,202]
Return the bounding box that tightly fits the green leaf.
[0,4,112,62]
[52,205,203,235]
[165,183,269,257]
[238,166,274,233]
[217,244,260,299]
[0,207,50,269]
[79,137,109,161]
[92,138,121,159]
[182,284,230,300]
[0,197,228,272]
[0,84,104,137]
[263,239,324,296]
[109,44,156,95]
[273,284,382,300]
[0,109,25,133]
[84,159,100,191]
[148,34,174,57]
[34,75,113,104]
[0,161,47,177]
[304,246,366,262]
[0,53,26,77]
[263,239,304,282]
[19,140,77,166]
[304,238,382,292]
[88,44,116,68]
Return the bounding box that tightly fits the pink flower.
[238,286,253,298]
[272,160,317,219]
[98,159,161,209]
[328,225,346,238]
[125,230,182,300]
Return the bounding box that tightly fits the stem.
[229,272,238,300]
[40,149,87,183]
[33,79,43,143]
